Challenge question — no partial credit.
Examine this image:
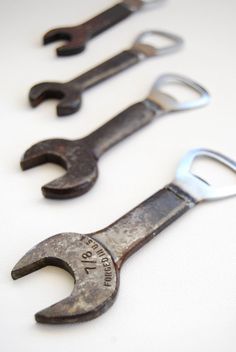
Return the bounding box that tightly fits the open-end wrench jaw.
[13,148,236,324]
[21,139,98,199]
[25,73,210,199]
[43,1,166,57]
[11,233,119,324]
[43,26,89,56]
[32,30,184,117]
[29,82,82,117]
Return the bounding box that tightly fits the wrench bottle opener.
[12,148,236,324]
[43,0,165,56]
[22,74,210,199]
[30,30,183,116]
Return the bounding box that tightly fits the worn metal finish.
[92,186,195,267]
[13,148,236,324]
[31,30,183,116]
[23,74,210,199]
[30,50,140,117]
[11,186,195,324]
[12,233,119,324]
[21,101,158,199]
[43,0,163,56]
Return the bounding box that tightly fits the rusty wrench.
[22,74,210,199]
[43,0,165,56]
[31,30,183,116]
[12,148,236,324]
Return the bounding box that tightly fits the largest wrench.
[44,0,164,56]
[12,148,236,324]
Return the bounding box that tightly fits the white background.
[1,0,236,351]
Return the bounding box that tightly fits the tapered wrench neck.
[82,3,133,36]
[70,50,140,91]
[92,185,195,268]
[84,100,162,159]
[68,30,184,91]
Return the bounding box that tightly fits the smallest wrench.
[30,30,183,117]
[43,0,165,56]
[12,148,236,324]
[22,74,210,200]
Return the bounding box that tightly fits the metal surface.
[12,148,236,324]
[30,30,183,117]
[124,0,165,11]
[43,0,163,56]
[132,31,184,58]
[148,74,210,112]
[22,74,210,199]
[12,188,194,324]
[174,148,236,202]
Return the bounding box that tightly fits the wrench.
[12,148,236,324]
[22,74,210,199]
[31,30,183,116]
[43,0,164,56]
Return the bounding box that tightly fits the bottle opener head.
[148,73,211,113]
[174,148,236,202]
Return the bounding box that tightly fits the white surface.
[1,0,236,351]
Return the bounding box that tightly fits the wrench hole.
[24,163,66,192]
[191,157,236,187]
[33,266,74,307]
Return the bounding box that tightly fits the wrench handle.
[85,100,160,158]
[83,3,133,39]
[92,185,196,267]
[70,50,140,91]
